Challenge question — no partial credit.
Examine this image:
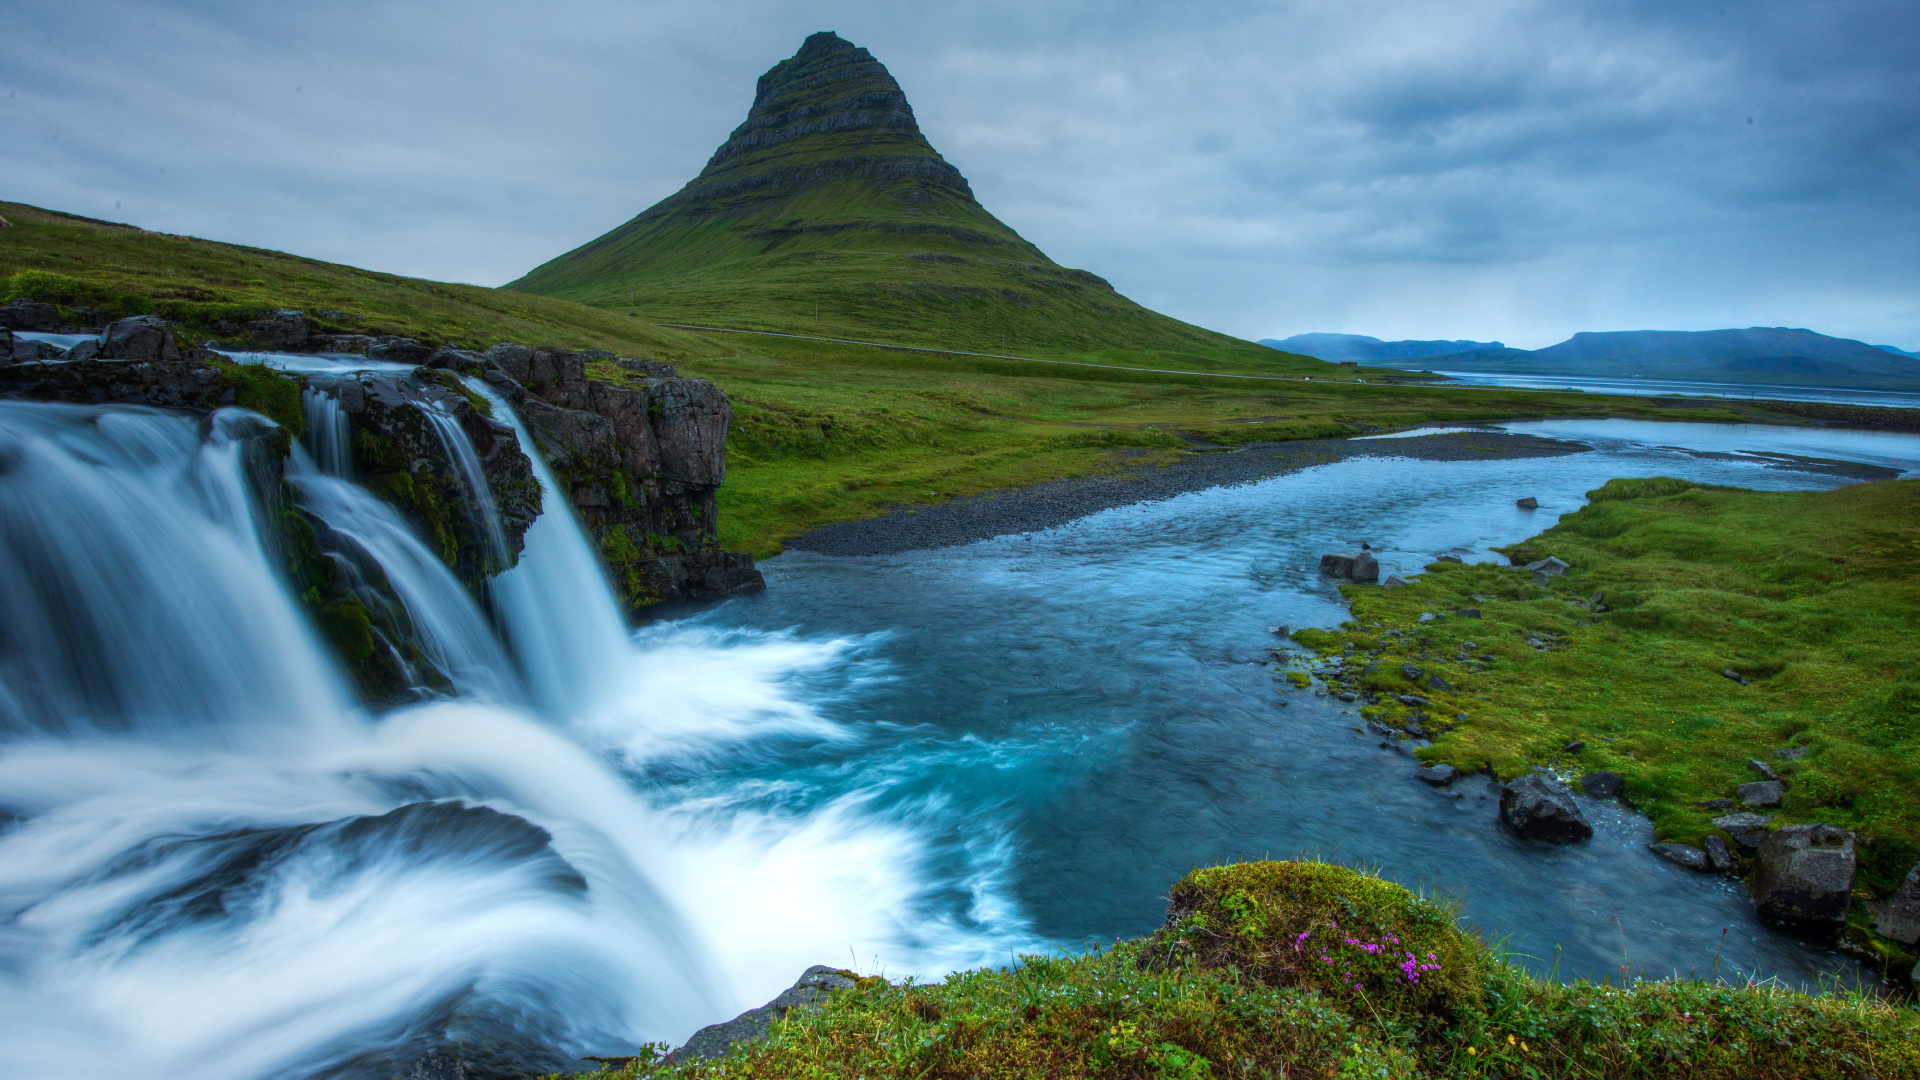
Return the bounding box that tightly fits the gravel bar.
[788,431,1588,556]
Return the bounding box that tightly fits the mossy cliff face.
[308,368,542,586]
[449,344,764,611]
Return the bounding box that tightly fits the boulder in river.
[1499,773,1593,842]
[1703,834,1736,872]
[1751,823,1855,925]
[1417,764,1459,786]
[1318,551,1379,583]
[1737,780,1785,808]
[1650,843,1708,870]
[1712,812,1773,852]
[1579,770,1623,799]
[1872,863,1920,944]
[102,315,181,361]
[674,966,861,1062]
[1516,496,1538,509]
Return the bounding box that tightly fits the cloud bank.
[3,0,1915,348]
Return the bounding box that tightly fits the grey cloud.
[1,0,1914,349]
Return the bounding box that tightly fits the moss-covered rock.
[1147,860,1486,1023]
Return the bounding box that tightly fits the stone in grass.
[1454,607,1481,618]
[1737,780,1785,809]
[1382,575,1411,588]
[1703,834,1736,873]
[1320,552,1379,583]
[1401,663,1423,682]
[1397,694,1430,708]
[1417,612,1437,624]
[1524,556,1569,577]
[1749,758,1781,780]
[1418,764,1460,786]
[1752,824,1856,925]
[1721,669,1748,685]
[1500,773,1593,843]
[1579,770,1624,799]
[1424,673,1455,693]
[1872,863,1920,945]
[1713,812,1774,852]
[1774,745,1809,761]
[1650,843,1709,871]
[1562,740,1585,754]
[673,965,864,1062]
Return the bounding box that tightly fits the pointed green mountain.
[507,32,1280,361]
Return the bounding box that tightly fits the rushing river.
[1,370,1915,1080]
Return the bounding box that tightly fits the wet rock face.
[312,370,541,582]
[1499,773,1594,843]
[0,356,238,410]
[455,346,762,610]
[1752,823,1856,924]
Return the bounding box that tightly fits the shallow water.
[670,420,1920,991]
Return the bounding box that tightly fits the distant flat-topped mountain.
[1259,333,1504,362]
[1279,326,1920,391]
[507,32,1286,363]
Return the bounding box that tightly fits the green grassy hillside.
[0,200,719,361]
[505,32,1297,364]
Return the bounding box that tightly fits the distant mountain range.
[1260,333,1505,362]
[1262,328,1920,391]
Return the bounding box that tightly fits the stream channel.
[2,349,1916,1080]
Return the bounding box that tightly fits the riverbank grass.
[1292,477,1920,973]
[564,861,1917,1080]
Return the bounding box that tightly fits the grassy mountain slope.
[507,32,1297,366]
[0,200,719,361]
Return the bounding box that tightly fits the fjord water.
[1,391,1913,1079]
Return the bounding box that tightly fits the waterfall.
[0,380,1019,1080]
[456,381,632,720]
[0,401,349,738]
[302,387,354,478]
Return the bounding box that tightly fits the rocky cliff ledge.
[1,312,764,614]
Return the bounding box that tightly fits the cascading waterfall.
[0,378,1022,1080]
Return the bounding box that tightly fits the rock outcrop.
[1319,552,1379,583]
[1499,773,1593,842]
[309,369,542,582]
[673,966,861,1062]
[1751,823,1855,924]
[1874,863,1920,944]
[431,344,764,609]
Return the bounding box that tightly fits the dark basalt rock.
[1737,779,1785,808]
[673,966,861,1063]
[0,356,238,410]
[1702,834,1736,872]
[1650,843,1708,870]
[249,309,311,348]
[481,345,762,609]
[1712,812,1773,851]
[0,299,61,332]
[1580,771,1624,799]
[1417,764,1459,786]
[312,369,542,582]
[1752,823,1855,924]
[1876,863,1920,945]
[1319,551,1379,582]
[102,315,182,361]
[1499,773,1593,842]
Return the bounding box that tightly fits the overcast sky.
[4,0,1916,349]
